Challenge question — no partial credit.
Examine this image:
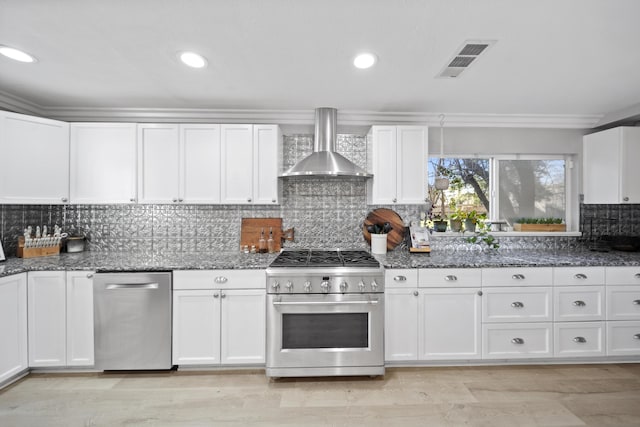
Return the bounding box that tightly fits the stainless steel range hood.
[280,108,372,178]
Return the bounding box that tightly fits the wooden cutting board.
[363,208,405,250]
[240,218,283,252]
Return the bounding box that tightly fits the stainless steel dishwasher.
[93,272,173,370]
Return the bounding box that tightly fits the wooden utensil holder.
[17,236,61,258]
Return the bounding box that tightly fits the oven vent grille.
[437,40,496,78]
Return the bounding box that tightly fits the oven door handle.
[272,300,379,306]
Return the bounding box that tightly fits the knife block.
[17,236,61,258]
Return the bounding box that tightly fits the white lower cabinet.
[554,286,605,322]
[606,321,640,356]
[385,288,419,361]
[554,322,605,357]
[482,287,552,323]
[172,270,266,366]
[27,271,95,367]
[606,285,640,321]
[482,323,553,359]
[0,274,28,383]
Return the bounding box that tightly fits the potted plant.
[432,215,448,232]
[449,209,465,232]
[464,211,485,233]
[513,217,565,232]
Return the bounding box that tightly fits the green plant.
[464,210,486,224]
[465,221,499,249]
[515,217,563,225]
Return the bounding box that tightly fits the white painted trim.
[0,91,602,129]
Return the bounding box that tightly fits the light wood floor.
[1,364,640,426]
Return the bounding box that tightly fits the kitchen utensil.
[363,208,405,250]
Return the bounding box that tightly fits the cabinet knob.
[573,336,587,343]
[633,334,640,340]
[477,290,483,296]
[392,198,397,203]
[572,300,586,307]
[393,276,407,282]
[634,273,640,279]
[61,197,68,202]
[221,292,226,298]
[213,293,219,298]
[413,291,419,296]
[272,199,276,203]
[86,273,94,278]
[172,198,178,203]
[512,274,525,280]
[511,338,525,345]
[214,276,228,284]
[444,275,458,282]
[574,273,587,280]
[178,198,184,202]
[633,300,640,305]
[130,198,136,202]
[247,198,252,203]
[623,197,629,202]
[511,301,524,308]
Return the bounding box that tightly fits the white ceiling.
[1,0,639,128]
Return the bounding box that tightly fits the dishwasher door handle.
[105,283,160,290]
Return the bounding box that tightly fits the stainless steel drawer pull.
[273,300,379,306]
[511,338,525,344]
[573,336,587,343]
[635,273,640,279]
[445,275,458,281]
[106,283,159,290]
[213,293,219,298]
[86,273,94,278]
[573,300,586,307]
[214,276,228,284]
[511,301,524,308]
[574,273,588,279]
[633,300,640,305]
[394,276,407,282]
[634,334,640,340]
[512,274,525,280]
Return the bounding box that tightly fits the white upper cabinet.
[583,127,640,204]
[137,124,181,203]
[367,125,428,204]
[221,124,281,204]
[0,111,70,204]
[180,124,221,203]
[70,123,137,203]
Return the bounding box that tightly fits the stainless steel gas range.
[266,249,385,378]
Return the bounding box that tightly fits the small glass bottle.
[258,228,267,253]
[267,227,275,253]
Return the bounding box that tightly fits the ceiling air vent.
[437,40,496,78]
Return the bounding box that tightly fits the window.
[428,156,571,229]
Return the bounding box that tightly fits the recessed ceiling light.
[353,52,377,69]
[179,51,207,68]
[0,45,36,63]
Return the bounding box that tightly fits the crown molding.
[0,91,602,129]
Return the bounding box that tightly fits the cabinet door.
[70,123,137,203]
[221,124,254,204]
[66,271,94,366]
[0,274,28,383]
[583,128,621,204]
[553,286,605,322]
[607,321,640,356]
[620,127,640,203]
[28,271,67,367]
[367,126,397,204]
[607,285,640,320]
[396,126,428,204]
[253,125,281,204]
[137,124,180,203]
[482,323,553,359]
[220,289,265,364]
[419,288,481,360]
[385,288,419,361]
[172,290,221,365]
[180,124,221,203]
[483,287,552,323]
[554,322,605,358]
[0,111,69,204]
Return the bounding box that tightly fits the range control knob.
[339,281,348,293]
[358,280,366,292]
[320,280,330,293]
[304,281,312,293]
[371,280,379,291]
[271,281,280,293]
[285,281,294,293]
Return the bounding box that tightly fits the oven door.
[267,293,384,372]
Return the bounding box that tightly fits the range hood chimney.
[280,108,372,178]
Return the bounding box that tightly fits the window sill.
[429,231,582,238]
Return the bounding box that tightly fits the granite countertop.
[1,249,640,278]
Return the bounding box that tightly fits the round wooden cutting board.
[363,208,405,250]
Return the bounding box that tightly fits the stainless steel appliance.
[266,249,384,378]
[93,272,173,370]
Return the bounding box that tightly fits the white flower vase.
[370,233,388,255]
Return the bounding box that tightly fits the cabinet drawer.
[385,269,418,288]
[482,323,552,359]
[605,267,640,285]
[173,270,265,290]
[418,268,481,287]
[606,285,640,320]
[554,322,605,357]
[553,267,605,286]
[482,267,552,287]
[554,286,605,321]
[482,287,552,322]
[606,321,640,356]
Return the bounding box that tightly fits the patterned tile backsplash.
[1,134,638,256]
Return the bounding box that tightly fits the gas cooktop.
[269,249,380,268]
